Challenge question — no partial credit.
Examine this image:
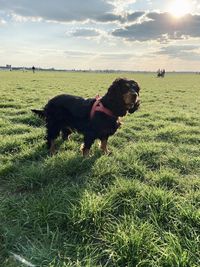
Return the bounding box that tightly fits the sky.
[0,0,200,71]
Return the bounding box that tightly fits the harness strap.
[90,96,114,119]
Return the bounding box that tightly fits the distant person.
[157,69,161,77]
[157,69,165,78]
[162,69,165,78]
[32,66,36,73]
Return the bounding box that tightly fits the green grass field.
[0,71,200,267]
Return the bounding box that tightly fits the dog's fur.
[32,78,140,156]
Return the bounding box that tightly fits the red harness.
[90,96,114,119]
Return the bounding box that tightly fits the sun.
[168,0,192,17]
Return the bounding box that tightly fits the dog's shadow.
[3,140,102,194]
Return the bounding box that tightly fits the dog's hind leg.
[46,121,61,155]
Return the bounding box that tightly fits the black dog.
[32,78,140,156]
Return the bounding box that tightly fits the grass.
[0,70,200,266]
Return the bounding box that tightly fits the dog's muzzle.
[126,91,139,109]
[131,91,138,103]
[127,90,140,113]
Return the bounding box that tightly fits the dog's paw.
[80,144,90,157]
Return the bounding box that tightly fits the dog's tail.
[31,109,46,118]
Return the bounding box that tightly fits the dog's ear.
[106,78,128,116]
[107,78,125,95]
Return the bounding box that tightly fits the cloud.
[70,28,101,37]
[0,0,116,22]
[65,50,95,58]
[0,0,144,24]
[64,50,136,60]
[127,11,145,22]
[157,45,200,61]
[0,18,6,25]
[109,0,137,13]
[112,12,200,41]
[95,13,124,23]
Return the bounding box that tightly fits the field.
[0,71,200,267]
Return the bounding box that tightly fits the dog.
[32,78,140,156]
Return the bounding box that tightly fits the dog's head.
[104,78,140,117]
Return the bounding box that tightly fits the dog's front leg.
[100,138,111,155]
[81,132,96,157]
[49,140,56,156]
[100,138,108,154]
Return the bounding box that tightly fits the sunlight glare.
[168,0,192,17]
